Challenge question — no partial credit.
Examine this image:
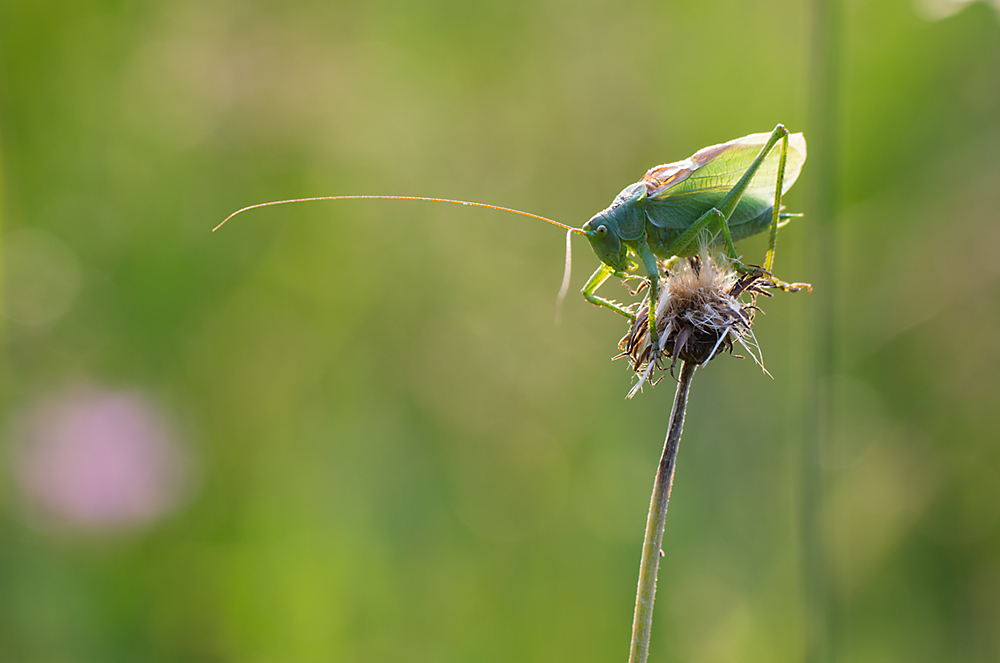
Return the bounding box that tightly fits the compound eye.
[596,224,608,238]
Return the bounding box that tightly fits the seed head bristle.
[621,253,771,397]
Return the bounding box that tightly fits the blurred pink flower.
[9,387,191,532]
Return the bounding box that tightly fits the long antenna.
[214,195,587,234]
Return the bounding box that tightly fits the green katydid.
[217,123,807,354]
[578,123,808,353]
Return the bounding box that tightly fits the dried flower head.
[619,253,772,397]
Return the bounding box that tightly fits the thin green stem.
[628,360,697,663]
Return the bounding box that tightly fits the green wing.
[641,132,807,230]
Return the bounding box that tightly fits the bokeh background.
[1,0,999,661]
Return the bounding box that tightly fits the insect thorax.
[604,183,647,241]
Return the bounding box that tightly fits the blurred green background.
[1,0,999,661]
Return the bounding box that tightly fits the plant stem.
[628,360,696,663]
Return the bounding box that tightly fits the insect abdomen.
[728,206,774,242]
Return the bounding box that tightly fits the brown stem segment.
[628,360,697,663]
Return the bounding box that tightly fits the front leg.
[582,263,636,320]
